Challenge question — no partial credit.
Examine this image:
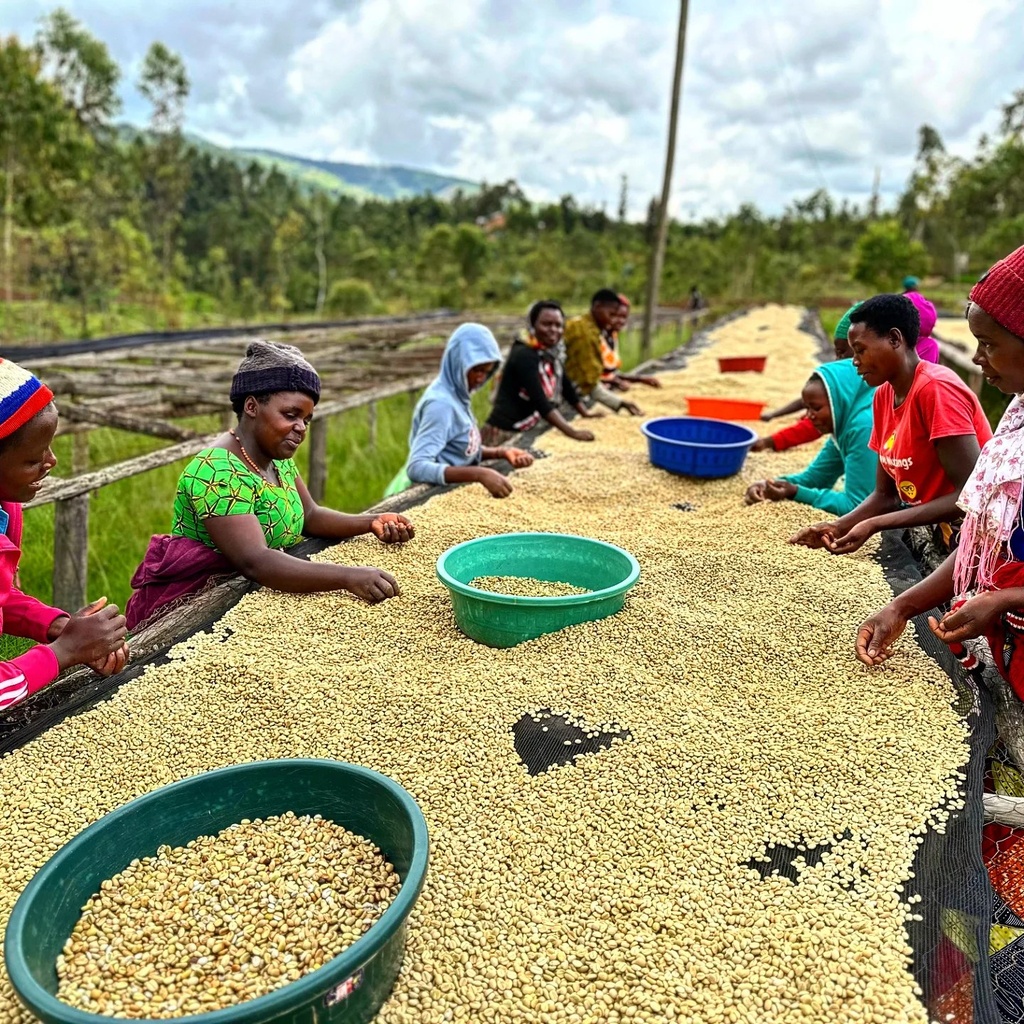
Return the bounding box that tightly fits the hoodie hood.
[405,323,503,482]
[815,358,874,439]
[434,323,502,406]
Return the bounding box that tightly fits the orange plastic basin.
[686,397,765,420]
[717,356,767,373]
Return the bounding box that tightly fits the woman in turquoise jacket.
[744,359,876,516]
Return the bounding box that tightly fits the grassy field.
[13,322,689,622]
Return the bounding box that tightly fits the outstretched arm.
[204,513,399,601]
[297,476,413,543]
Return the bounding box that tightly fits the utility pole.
[641,0,691,360]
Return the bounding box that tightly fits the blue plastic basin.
[640,416,757,479]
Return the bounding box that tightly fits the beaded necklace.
[229,429,279,486]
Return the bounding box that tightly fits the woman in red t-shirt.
[791,293,992,555]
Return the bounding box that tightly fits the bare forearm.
[546,409,581,437]
[990,588,1024,616]
[765,397,804,420]
[303,508,375,538]
[443,465,490,484]
[891,554,956,618]
[867,492,962,533]
[834,490,901,533]
[236,549,353,593]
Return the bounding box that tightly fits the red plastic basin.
[717,356,767,373]
[686,397,765,420]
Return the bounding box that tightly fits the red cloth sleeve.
[0,645,60,710]
[770,417,821,452]
[2,588,67,642]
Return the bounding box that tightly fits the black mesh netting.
[877,531,1002,1023]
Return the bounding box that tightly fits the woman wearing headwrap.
[482,301,600,446]
[126,341,412,629]
[752,303,861,453]
[855,244,1024,672]
[904,290,940,364]
[744,359,877,515]
[386,323,534,499]
[0,360,128,711]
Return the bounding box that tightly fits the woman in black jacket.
[482,300,603,446]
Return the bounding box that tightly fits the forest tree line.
[2,9,1023,340]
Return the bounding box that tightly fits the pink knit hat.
[970,244,1024,340]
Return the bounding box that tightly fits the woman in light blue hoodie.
[385,324,534,498]
[744,358,877,516]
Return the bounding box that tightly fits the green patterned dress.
[172,448,305,551]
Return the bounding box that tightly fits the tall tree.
[35,9,120,132]
[138,42,190,286]
[0,38,75,314]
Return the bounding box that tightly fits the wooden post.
[367,401,378,448]
[53,493,90,611]
[641,0,691,359]
[307,417,328,503]
[72,432,90,476]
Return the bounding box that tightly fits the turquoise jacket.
[781,359,877,516]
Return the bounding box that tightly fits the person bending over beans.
[482,300,602,446]
[600,296,662,392]
[563,289,644,416]
[387,323,533,499]
[790,293,992,555]
[745,359,877,516]
[0,360,128,711]
[126,342,411,630]
[752,302,860,454]
[857,245,1024,675]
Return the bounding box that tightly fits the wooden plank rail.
[28,374,438,509]
[60,403,201,442]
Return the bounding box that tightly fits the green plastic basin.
[436,532,640,648]
[4,759,428,1024]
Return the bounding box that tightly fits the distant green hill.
[235,147,477,200]
[118,125,477,201]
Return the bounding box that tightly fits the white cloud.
[4,0,1023,218]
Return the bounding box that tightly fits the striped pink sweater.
[0,502,66,711]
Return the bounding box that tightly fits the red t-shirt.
[869,362,993,505]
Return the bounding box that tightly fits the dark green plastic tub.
[436,532,640,648]
[4,759,428,1024]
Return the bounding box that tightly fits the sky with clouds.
[4,0,1024,220]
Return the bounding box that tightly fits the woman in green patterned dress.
[126,342,413,629]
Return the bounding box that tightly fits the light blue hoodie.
[780,358,877,516]
[405,324,502,487]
